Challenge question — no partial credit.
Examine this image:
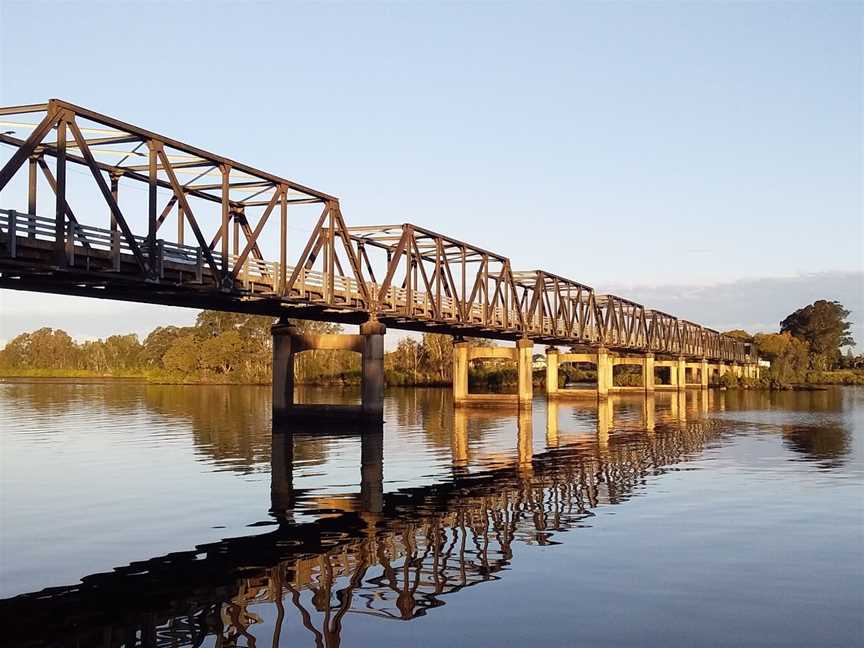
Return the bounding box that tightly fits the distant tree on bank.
[722,329,754,343]
[752,332,810,384]
[780,300,854,370]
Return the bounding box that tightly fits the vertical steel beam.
[279,186,287,295]
[110,173,120,267]
[54,117,67,264]
[148,140,158,273]
[177,203,184,246]
[221,164,230,272]
[326,202,336,302]
[27,155,37,238]
[110,173,119,230]
[232,211,240,257]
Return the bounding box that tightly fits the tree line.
[0,311,464,385]
[1,299,859,387]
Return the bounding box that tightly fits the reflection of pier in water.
[3,393,744,648]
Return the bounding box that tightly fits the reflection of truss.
[0,100,754,362]
[3,418,734,647]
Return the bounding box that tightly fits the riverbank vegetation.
[724,299,861,388]
[1,300,860,388]
[0,311,475,386]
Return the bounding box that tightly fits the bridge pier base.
[271,318,385,423]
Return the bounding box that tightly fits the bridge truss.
[0,99,754,362]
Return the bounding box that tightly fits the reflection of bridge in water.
[3,392,757,648]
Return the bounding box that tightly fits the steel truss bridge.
[0,99,753,363]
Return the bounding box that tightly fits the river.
[0,382,862,647]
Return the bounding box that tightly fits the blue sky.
[0,1,861,346]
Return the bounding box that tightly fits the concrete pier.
[545,346,559,397]
[597,347,611,397]
[271,318,386,423]
[677,357,687,390]
[546,349,657,397]
[452,339,534,407]
[643,353,655,393]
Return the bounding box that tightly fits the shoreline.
[1,372,859,390]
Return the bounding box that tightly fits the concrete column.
[516,338,534,404]
[643,353,655,393]
[360,429,384,514]
[545,346,559,397]
[676,357,687,391]
[701,358,709,389]
[719,362,727,376]
[360,320,386,422]
[597,348,610,397]
[271,320,297,421]
[452,341,469,404]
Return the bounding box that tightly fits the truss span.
[0,99,754,362]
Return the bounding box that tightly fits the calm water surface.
[1,383,862,647]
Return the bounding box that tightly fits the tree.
[753,332,809,384]
[103,334,142,372]
[162,335,201,375]
[141,326,188,369]
[391,338,425,382]
[780,300,854,369]
[200,330,244,375]
[421,333,452,382]
[723,329,753,342]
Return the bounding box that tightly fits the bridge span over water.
[0,100,759,419]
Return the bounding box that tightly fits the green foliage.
[753,332,810,386]
[718,372,739,388]
[384,334,453,386]
[723,329,754,342]
[613,365,642,387]
[804,370,864,386]
[780,300,854,370]
[162,335,201,375]
[468,363,518,391]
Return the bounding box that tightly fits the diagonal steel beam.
[67,116,148,273]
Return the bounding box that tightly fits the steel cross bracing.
[0,99,755,363]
